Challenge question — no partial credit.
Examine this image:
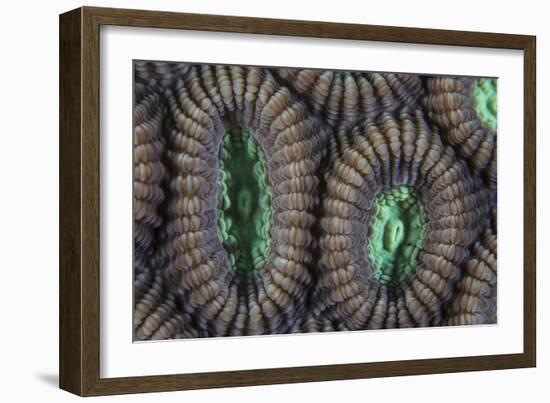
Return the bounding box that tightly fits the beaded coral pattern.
[133,62,498,339]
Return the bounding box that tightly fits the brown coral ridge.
[134,266,211,340]
[315,109,492,330]
[276,68,423,130]
[423,76,497,191]
[290,313,350,333]
[134,61,191,90]
[445,217,497,326]
[157,65,328,337]
[133,82,167,274]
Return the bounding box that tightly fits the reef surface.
[133,61,497,340]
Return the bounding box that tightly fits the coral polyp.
[133,61,498,340]
[217,129,273,274]
[315,110,491,330]
[473,78,498,130]
[367,187,427,287]
[150,65,327,337]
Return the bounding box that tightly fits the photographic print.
[132,61,498,341]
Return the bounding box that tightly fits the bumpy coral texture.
[315,110,491,329]
[423,77,497,192]
[133,62,497,339]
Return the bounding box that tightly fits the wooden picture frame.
[59,6,536,396]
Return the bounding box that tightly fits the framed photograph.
[59,6,536,396]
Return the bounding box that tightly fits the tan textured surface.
[133,62,497,339]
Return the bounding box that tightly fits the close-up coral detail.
[133,61,498,340]
[366,186,427,287]
[423,76,498,193]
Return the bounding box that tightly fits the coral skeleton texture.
[133,61,498,340]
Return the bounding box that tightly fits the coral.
[217,128,273,275]
[473,78,498,131]
[446,223,497,325]
[133,83,166,273]
[134,61,191,89]
[315,110,491,329]
[134,265,210,340]
[367,186,427,287]
[156,65,327,336]
[132,62,498,340]
[134,267,184,340]
[276,69,423,129]
[423,76,497,191]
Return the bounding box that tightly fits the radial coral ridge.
[423,76,497,191]
[133,82,167,273]
[133,62,498,340]
[134,61,191,89]
[446,220,497,326]
[276,69,423,129]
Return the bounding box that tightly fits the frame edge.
[80,5,533,49]
[523,35,536,368]
[59,6,84,396]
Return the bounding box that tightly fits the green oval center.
[367,186,427,286]
[217,128,273,275]
[473,78,497,130]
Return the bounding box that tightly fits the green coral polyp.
[473,78,497,130]
[217,129,273,275]
[367,187,427,286]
